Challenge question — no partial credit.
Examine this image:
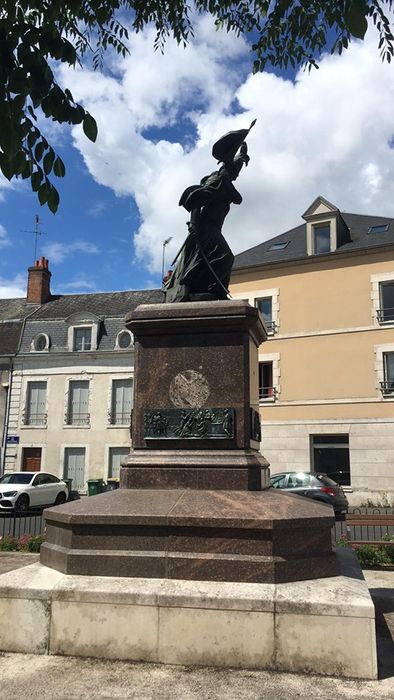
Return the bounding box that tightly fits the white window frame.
[108,376,133,426]
[30,333,50,352]
[61,444,89,492]
[258,352,280,403]
[115,329,134,350]
[371,272,394,327]
[231,288,280,334]
[20,376,49,429]
[66,312,100,352]
[374,342,394,400]
[64,376,92,428]
[106,444,130,479]
[306,217,337,256]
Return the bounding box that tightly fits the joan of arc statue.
[163,120,255,303]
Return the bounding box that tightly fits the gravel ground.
[0,653,394,700]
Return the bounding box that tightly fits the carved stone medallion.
[169,370,210,408]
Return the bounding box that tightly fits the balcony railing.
[65,412,90,426]
[24,413,47,427]
[108,411,131,426]
[380,381,394,396]
[377,307,394,323]
[259,387,277,401]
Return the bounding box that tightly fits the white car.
[0,472,68,511]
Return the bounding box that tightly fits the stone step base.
[0,550,377,679]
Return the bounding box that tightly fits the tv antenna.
[21,215,47,262]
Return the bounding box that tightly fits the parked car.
[270,471,348,518]
[0,472,68,511]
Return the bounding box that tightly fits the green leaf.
[53,156,66,177]
[31,170,42,192]
[43,148,55,175]
[345,0,368,40]
[83,113,98,142]
[38,181,49,205]
[47,185,60,213]
[35,140,45,162]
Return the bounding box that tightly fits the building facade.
[2,258,162,490]
[230,196,394,505]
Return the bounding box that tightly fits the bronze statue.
[163,120,255,303]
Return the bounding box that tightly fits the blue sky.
[1,16,394,299]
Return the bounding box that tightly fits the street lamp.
[161,237,173,283]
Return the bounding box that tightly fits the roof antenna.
[21,215,47,263]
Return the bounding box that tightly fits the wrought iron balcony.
[108,411,131,426]
[264,320,277,335]
[380,381,394,396]
[65,412,90,426]
[377,307,394,323]
[259,387,277,401]
[24,413,47,426]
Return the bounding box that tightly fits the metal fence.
[0,510,45,539]
[335,513,394,544]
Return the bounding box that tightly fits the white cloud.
[0,224,11,249]
[58,19,394,273]
[0,273,26,298]
[43,240,100,264]
[57,277,98,293]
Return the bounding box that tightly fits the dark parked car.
[270,471,348,518]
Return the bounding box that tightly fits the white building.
[2,258,162,490]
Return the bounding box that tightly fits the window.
[108,447,129,478]
[67,380,90,426]
[110,379,133,425]
[381,352,394,395]
[268,241,289,251]
[25,381,47,426]
[311,435,350,486]
[378,282,394,323]
[270,474,287,488]
[368,224,389,234]
[255,297,275,334]
[313,224,331,254]
[32,333,50,352]
[73,327,92,351]
[116,330,133,349]
[259,361,274,400]
[64,447,86,491]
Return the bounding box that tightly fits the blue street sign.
[6,436,20,444]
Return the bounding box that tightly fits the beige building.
[230,196,394,505]
[2,258,162,490]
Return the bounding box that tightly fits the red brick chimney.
[27,256,52,304]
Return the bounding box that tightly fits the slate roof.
[18,288,163,355]
[30,288,163,320]
[233,212,394,271]
[0,298,39,357]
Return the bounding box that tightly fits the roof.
[0,298,39,357]
[30,289,163,320]
[233,212,394,271]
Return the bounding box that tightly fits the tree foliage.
[1,1,393,212]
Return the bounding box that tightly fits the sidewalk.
[0,554,392,700]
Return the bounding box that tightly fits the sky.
[1,15,394,299]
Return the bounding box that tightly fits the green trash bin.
[63,478,73,500]
[106,478,119,492]
[87,478,104,496]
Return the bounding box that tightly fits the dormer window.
[313,224,331,254]
[303,196,350,257]
[73,327,92,351]
[31,333,50,352]
[66,312,100,352]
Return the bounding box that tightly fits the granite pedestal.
[41,301,338,583]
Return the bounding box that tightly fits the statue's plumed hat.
[212,119,256,163]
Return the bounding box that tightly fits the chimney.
[27,256,52,304]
